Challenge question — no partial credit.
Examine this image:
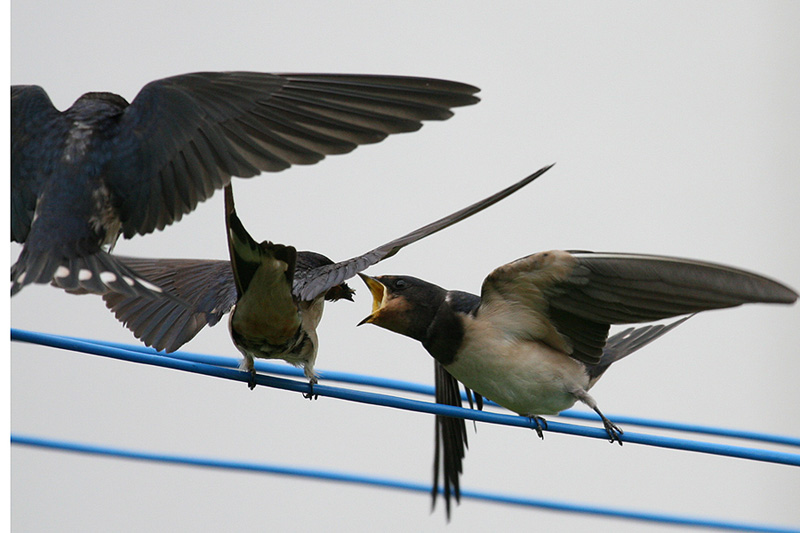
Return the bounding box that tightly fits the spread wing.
[587,316,692,380]
[11,85,68,243]
[105,72,480,238]
[293,164,555,301]
[99,257,237,352]
[479,250,798,365]
[97,249,350,352]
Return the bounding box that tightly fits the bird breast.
[447,314,590,416]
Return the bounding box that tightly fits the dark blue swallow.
[358,252,797,516]
[88,165,553,389]
[11,72,479,297]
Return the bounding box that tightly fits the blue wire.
[11,328,800,467]
[32,329,800,448]
[11,433,800,533]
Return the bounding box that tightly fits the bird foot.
[303,381,318,400]
[247,369,257,390]
[528,415,548,439]
[601,416,624,445]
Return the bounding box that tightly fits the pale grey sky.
[10,2,800,531]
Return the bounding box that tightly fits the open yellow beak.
[357,274,387,326]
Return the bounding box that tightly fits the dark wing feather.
[551,252,798,320]
[295,250,335,273]
[293,164,554,301]
[11,85,66,243]
[106,72,479,238]
[98,246,354,352]
[295,251,354,302]
[480,250,797,366]
[224,184,297,298]
[100,257,237,352]
[587,316,692,380]
[550,252,799,364]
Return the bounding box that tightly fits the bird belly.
[447,326,589,416]
[230,322,312,364]
[229,295,324,380]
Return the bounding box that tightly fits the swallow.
[358,251,797,515]
[11,72,479,297]
[430,317,688,518]
[90,165,554,389]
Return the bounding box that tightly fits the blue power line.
[11,433,800,533]
[11,328,800,530]
[11,328,800,466]
[72,333,800,448]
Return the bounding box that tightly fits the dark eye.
[394,278,408,290]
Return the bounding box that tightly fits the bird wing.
[224,184,296,299]
[105,72,480,238]
[11,85,67,243]
[99,248,349,352]
[95,186,316,353]
[99,257,237,352]
[295,251,354,301]
[479,250,798,365]
[292,164,555,301]
[586,315,692,380]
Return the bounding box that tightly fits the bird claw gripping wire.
[529,416,549,439]
[303,380,319,401]
[602,417,624,445]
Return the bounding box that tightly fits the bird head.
[357,274,443,342]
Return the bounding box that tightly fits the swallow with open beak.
[94,165,554,389]
[11,72,479,298]
[358,251,797,515]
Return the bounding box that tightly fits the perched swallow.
[11,72,479,297]
[430,317,688,518]
[92,165,554,388]
[358,251,797,515]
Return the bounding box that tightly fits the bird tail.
[432,362,467,520]
[587,315,693,381]
[51,255,236,353]
[11,246,168,299]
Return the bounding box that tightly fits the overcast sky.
[9,2,800,531]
